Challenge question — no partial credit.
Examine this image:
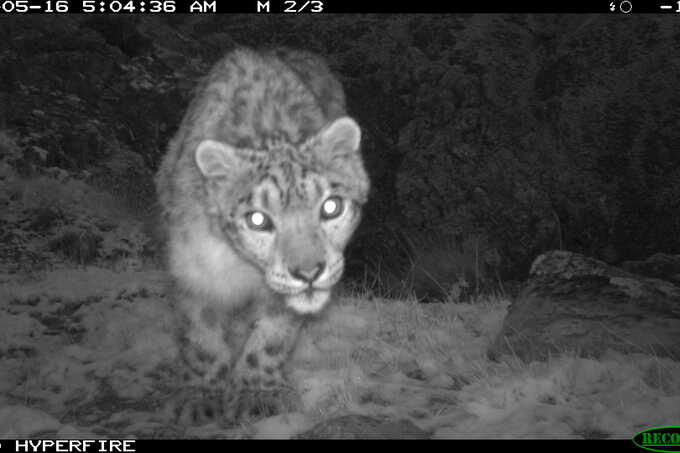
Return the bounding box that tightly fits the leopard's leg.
[179,298,235,384]
[170,291,304,425]
[225,303,304,421]
[170,294,243,425]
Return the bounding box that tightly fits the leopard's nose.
[290,262,325,283]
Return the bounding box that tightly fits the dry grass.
[294,290,511,423]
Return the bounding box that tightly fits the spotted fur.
[155,48,369,424]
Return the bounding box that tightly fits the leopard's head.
[195,117,369,314]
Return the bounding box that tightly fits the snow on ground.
[1,265,678,438]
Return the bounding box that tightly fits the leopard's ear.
[195,139,250,179]
[316,117,361,159]
[313,117,369,204]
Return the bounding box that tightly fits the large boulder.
[621,253,680,288]
[488,250,680,362]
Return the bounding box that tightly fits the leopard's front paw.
[167,387,230,426]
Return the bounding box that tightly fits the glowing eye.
[321,196,344,220]
[245,211,273,231]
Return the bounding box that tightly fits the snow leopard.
[154,47,369,423]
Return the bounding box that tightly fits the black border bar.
[0,0,675,14]
[1,439,646,449]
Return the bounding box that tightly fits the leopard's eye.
[320,196,344,220]
[245,211,274,231]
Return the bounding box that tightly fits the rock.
[488,250,680,363]
[621,253,680,288]
[295,415,430,439]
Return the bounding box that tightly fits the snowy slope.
[1,266,678,438]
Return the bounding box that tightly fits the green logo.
[633,427,680,452]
